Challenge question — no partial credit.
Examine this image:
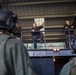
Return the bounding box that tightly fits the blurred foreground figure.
[0,9,36,75]
[59,57,76,75]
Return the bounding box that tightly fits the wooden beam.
[21,25,64,29]
[21,27,31,29]
[18,14,76,19]
[45,25,64,28]
[22,33,65,37]
[1,0,76,6]
[22,38,65,41]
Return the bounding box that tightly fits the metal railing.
[21,29,76,49]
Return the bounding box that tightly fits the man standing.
[31,22,44,49]
[0,9,36,75]
[64,20,75,48]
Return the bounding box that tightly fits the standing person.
[64,20,75,49]
[0,9,36,75]
[31,22,44,49]
[15,23,21,40]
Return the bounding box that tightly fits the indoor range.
[0,0,76,75]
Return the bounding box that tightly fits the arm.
[64,25,68,29]
[38,22,44,29]
[31,28,35,32]
[38,25,43,29]
[64,25,68,34]
[65,26,68,29]
[5,39,36,75]
[71,25,74,28]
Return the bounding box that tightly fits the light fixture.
[57,49,60,51]
[53,49,56,52]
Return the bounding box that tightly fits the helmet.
[0,9,17,30]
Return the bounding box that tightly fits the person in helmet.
[0,9,36,75]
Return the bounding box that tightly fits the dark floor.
[31,56,73,75]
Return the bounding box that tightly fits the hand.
[42,22,45,26]
[65,26,68,29]
[32,30,35,32]
[71,26,74,28]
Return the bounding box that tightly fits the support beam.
[44,25,64,28]
[1,0,76,6]
[22,33,65,37]
[22,38,65,41]
[21,27,31,29]
[18,14,76,19]
[21,25,64,29]
[23,39,66,43]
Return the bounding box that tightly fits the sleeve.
[38,25,43,29]
[30,28,34,33]
[5,39,36,75]
[64,24,67,29]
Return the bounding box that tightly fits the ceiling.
[0,0,76,42]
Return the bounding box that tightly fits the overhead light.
[57,49,60,51]
[53,49,56,52]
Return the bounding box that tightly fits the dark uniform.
[31,25,43,49]
[64,24,75,48]
[0,9,36,75]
